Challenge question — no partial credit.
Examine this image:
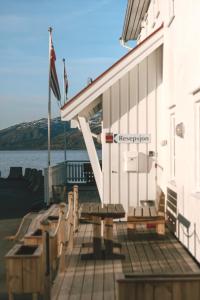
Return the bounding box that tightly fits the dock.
[3,186,200,300]
[52,222,200,300]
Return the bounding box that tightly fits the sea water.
[0,150,102,178]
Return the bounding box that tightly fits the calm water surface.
[0,150,102,178]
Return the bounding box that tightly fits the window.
[195,101,200,190]
[170,112,176,180]
[168,0,175,27]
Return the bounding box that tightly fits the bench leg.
[32,293,38,300]
[8,292,14,300]
[156,223,165,235]
[127,222,136,230]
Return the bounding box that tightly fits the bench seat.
[127,187,165,235]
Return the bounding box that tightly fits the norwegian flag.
[63,59,68,102]
[50,36,61,101]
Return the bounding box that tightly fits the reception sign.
[114,134,151,144]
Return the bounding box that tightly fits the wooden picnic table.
[79,203,125,259]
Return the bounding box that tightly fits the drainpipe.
[119,37,132,50]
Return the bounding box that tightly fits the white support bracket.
[78,116,103,201]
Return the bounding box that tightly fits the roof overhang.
[61,24,163,122]
[122,0,150,42]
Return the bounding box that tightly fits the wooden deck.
[52,222,200,300]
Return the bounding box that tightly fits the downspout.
[119,37,133,50]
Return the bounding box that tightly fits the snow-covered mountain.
[0,116,101,150]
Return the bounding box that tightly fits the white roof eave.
[122,0,151,42]
[61,25,164,122]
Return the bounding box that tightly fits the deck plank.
[113,222,123,299]
[134,242,152,273]
[69,224,89,300]
[80,224,94,300]
[92,260,104,300]
[103,258,115,300]
[149,240,172,273]
[167,233,199,272]
[116,222,132,273]
[54,223,200,300]
[169,232,200,272]
[156,238,183,273]
[165,234,192,273]
[143,241,162,273]
[120,222,139,273]
[58,224,87,300]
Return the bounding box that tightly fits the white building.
[61,0,200,262]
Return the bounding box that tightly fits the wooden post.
[68,192,74,249]
[41,219,51,300]
[104,218,113,257]
[156,222,165,235]
[93,216,102,259]
[32,293,38,300]
[59,202,67,273]
[8,291,14,300]
[73,185,79,232]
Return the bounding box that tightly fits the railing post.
[41,219,51,300]
[68,192,74,249]
[73,185,79,233]
[59,202,67,273]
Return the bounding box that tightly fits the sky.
[0,0,130,130]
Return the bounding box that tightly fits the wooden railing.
[41,185,79,299]
[44,160,97,203]
[5,185,79,300]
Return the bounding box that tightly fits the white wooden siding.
[129,67,138,206]
[110,82,120,204]
[102,46,163,209]
[102,89,111,204]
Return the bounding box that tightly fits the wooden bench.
[127,186,165,235]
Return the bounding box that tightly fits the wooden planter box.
[48,215,59,230]
[117,273,200,300]
[5,244,43,295]
[23,229,42,246]
[24,227,58,273]
[47,215,61,257]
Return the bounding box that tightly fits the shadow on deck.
[52,222,200,300]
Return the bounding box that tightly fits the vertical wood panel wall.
[102,47,163,211]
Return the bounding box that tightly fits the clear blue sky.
[0,0,129,129]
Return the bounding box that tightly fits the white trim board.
[78,116,103,201]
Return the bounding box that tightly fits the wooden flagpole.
[62,58,67,162]
[47,26,52,206]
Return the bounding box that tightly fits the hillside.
[0,116,101,150]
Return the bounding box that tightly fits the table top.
[80,203,125,219]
